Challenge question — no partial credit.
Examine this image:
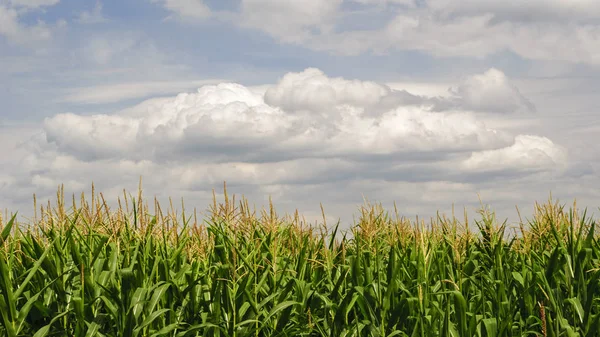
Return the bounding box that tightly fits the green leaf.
[0,213,16,244]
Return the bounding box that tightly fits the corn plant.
[0,184,598,336]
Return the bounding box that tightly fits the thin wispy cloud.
[76,1,108,24]
[152,0,211,20]
[0,3,56,44]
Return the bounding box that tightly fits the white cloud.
[348,0,416,6]
[0,68,574,228]
[444,68,536,113]
[427,0,600,22]
[462,135,567,172]
[265,68,535,115]
[43,113,140,161]
[386,81,452,98]
[264,68,391,111]
[325,9,600,64]
[41,68,558,171]
[83,35,139,65]
[166,0,600,64]
[145,0,600,64]
[238,0,342,43]
[77,32,175,75]
[8,0,59,9]
[169,158,357,188]
[153,0,211,20]
[0,4,52,43]
[77,1,107,24]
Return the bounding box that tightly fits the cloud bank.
[7,69,554,202]
[0,67,580,227]
[42,68,559,168]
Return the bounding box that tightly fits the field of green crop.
[0,184,599,336]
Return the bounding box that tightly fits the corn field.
[0,184,599,336]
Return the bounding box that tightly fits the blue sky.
[2,0,600,227]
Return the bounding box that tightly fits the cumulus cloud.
[40,68,562,176]
[264,68,391,111]
[0,68,576,227]
[462,135,567,172]
[438,68,536,113]
[265,68,534,116]
[44,69,531,167]
[43,113,140,161]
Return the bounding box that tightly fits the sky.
[2,0,600,229]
